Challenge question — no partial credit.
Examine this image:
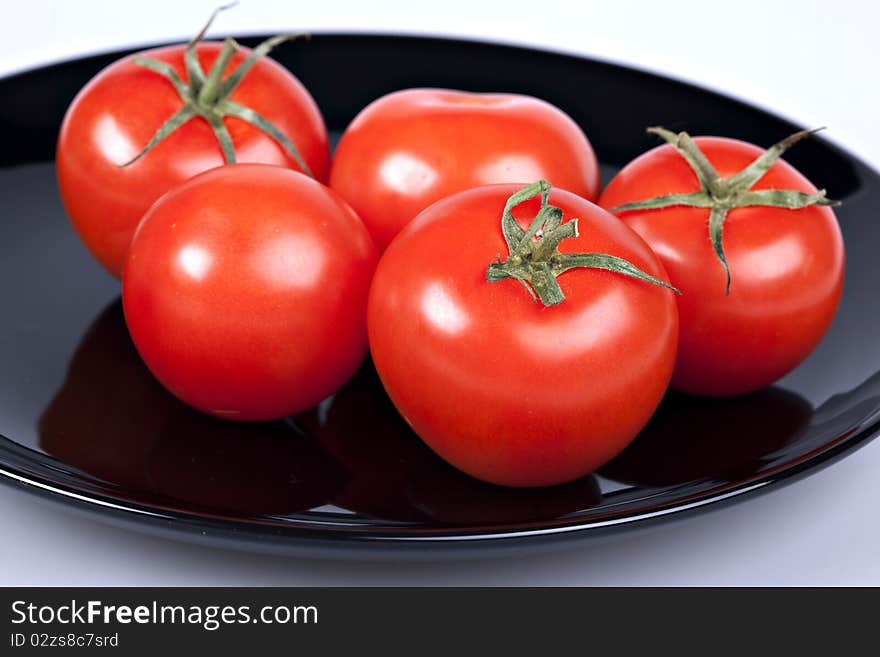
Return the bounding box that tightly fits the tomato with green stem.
[599,127,845,396]
[57,6,328,278]
[123,164,377,422]
[368,181,679,487]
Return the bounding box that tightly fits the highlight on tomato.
[367,180,680,487]
[599,127,845,397]
[57,6,329,278]
[122,164,378,422]
[329,88,601,251]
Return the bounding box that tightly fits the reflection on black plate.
[600,390,813,487]
[39,302,348,515]
[1,34,879,558]
[41,301,601,525]
[306,364,602,525]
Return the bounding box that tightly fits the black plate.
[1,34,879,559]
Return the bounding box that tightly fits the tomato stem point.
[486,181,680,307]
[610,127,839,294]
[120,5,313,176]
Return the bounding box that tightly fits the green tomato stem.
[486,181,680,307]
[121,4,312,174]
[609,126,840,294]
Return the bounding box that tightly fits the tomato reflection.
[39,301,176,492]
[599,388,813,486]
[39,300,809,527]
[39,300,345,515]
[305,365,602,525]
[146,409,344,516]
[39,299,599,526]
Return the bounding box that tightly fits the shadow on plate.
[38,299,603,525]
[600,388,814,487]
[303,365,603,526]
[39,299,820,525]
[38,300,346,516]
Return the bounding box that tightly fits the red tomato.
[122,164,377,421]
[599,132,845,396]
[367,183,679,487]
[57,40,328,278]
[329,88,601,251]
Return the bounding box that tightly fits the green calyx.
[121,3,312,176]
[486,180,680,307]
[610,126,840,294]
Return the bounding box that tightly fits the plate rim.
[2,409,879,553]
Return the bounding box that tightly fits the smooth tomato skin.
[328,88,601,251]
[599,137,845,396]
[57,42,329,278]
[122,164,377,421]
[367,185,679,487]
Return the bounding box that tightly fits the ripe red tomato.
[367,182,679,487]
[122,164,377,421]
[599,130,845,396]
[57,38,328,278]
[329,88,601,251]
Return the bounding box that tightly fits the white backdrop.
[1,0,879,585]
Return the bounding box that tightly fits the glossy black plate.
[1,34,878,559]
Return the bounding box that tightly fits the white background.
[1,0,878,585]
